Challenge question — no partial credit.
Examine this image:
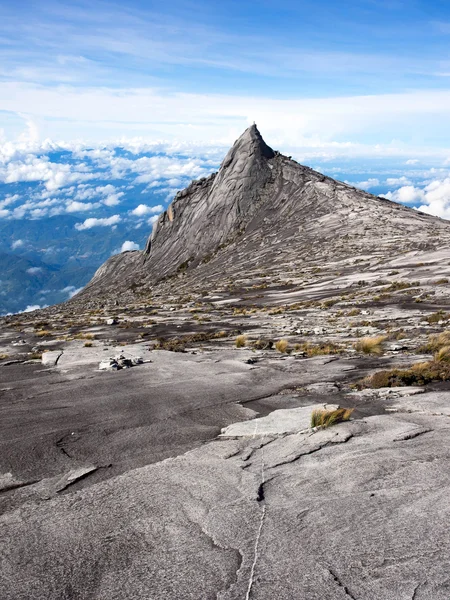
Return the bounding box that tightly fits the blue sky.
[3,0,450,313]
[2,0,450,226]
[1,0,450,146]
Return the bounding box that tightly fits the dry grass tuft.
[295,342,344,356]
[360,347,450,388]
[253,338,273,350]
[275,339,289,353]
[235,334,247,348]
[84,342,93,348]
[354,335,387,355]
[0,353,9,360]
[74,333,95,340]
[311,407,354,429]
[435,345,450,363]
[420,331,450,353]
[36,330,52,337]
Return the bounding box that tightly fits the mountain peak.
[221,124,275,169]
[80,126,449,299]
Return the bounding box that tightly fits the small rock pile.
[99,354,143,371]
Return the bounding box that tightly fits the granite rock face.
[79,124,450,302]
[3,116,450,598]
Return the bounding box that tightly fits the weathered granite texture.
[78,124,450,304]
[2,126,450,599]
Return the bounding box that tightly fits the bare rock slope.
[80,124,450,303]
[2,126,450,599]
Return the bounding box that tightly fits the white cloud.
[131,203,164,216]
[351,178,379,190]
[66,200,100,212]
[385,176,412,186]
[385,177,450,219]
[0,194,20,209]
[121,240,140,252]
[3,83,450,159]
[149,214,159,225]
[21,304,46,313]
[383,185,424,204]
[11,239,24,249]
[61,285,83,298]
[405,159,420,165]
[1,155,95,191]
[75,214,121,230]
[102,192,124,206]
[26,267,43,275]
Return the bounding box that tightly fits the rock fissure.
[268,430,347,468]
[327,567,358,600]
[245,434,268,600]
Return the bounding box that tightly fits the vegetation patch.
[274,339,289,353]
[294,342,344,356]
[419,331,450,353]
[252,338,273,350]
[311,407,354,429]
[235,334,247,348]
[354,335,387,355]
[425,311,450,324]
[74,333,96,340]
[360,353,450,389]
[36,330,52,338]
[156,330,231,352]
[386,281,417,292]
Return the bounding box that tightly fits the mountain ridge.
[76,124,450,305]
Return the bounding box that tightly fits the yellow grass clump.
[275,339,289,353]
[435,345,450,363]
[311,407,354,429]
[421,331,450,353]
[354,335,387,355]
[235,335,247,348]
[36,330,52,337]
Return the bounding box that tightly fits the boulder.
[98,358,119,371]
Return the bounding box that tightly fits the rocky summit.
[77,124,450,305]
[1,127,450,599]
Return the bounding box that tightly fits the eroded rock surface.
[1,126,450,598]
[1,399,449,600]
[74,125,450,306]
